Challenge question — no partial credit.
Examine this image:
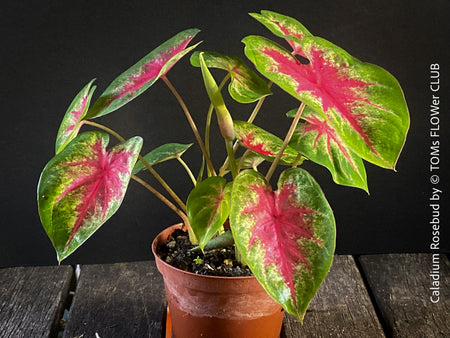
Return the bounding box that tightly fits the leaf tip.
[189,27,201,35]
[57,252,65,265]
[297,311,306,324]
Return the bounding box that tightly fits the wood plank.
[0,265,74,338]
[359,253,450,337]
[63,261,166,338]
[282,255,385,337]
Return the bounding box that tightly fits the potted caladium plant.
[37,10,409,337]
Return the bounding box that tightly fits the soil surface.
[157,229,253,277]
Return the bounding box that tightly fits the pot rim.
[152,223,257,281]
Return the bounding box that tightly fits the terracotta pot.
[152,223,284,338]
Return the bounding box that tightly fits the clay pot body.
[152,224,284,338]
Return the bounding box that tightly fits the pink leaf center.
[262,46,379,154]
[240,131,276,156]
[64,95,87,134]
[302,114,358,170]
[57,140,134,245]
[109,39,192,105]
[242,183,321,304]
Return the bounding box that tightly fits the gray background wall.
[1,0,449,267]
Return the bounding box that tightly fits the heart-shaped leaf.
[288,107,368,191]
[38,131,143,262]
[243,34,409,169]
[55,79,96,154]
[186,176,231,250]
[234,120,301,165]
[86,29,201,119]
[250,10,312,55]
[190,51,271,103]
[132,143,193,175]
[230,168,335,320]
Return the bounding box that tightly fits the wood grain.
[282,255,385,337]
[63,261,166,338]
[0,265,74,338]
[5,254,444,337]
[359,253,450,337]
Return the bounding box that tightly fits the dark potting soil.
[157,229,253,277]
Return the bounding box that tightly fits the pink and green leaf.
[86,29,201,119]
[230,168,335,320]
[287,107,368,191]
[243,34,409,169]
[190,51,271,103]
[249,10,312,56]
[234,120,301,165]
[132,143,192,175]
[186,177,231,250]
[55,79,96,154]
[38,131,143,262]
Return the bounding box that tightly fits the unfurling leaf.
[190,51,271,103]
[288,107,368,192]
[199,52,234,140]
[243,32,409,169]
[234,120,301,165]
[187,177,231,250]
[230,168,335,320]
[55,79,96,154]
[87,29,201,119]
[38,132,143,262]
[132,143,193,175]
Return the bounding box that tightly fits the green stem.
[84,120,126,143]
[162,75,216,176]
[84,120,187,212]
[189,231,234,253]
[225,139,238,179]
[247,81,272,124]
[265,102,306,182]
[131,175,197,245]
[196,158,205,184]
[218,84,272,176]
[234,245,246,266]
[202,99,214,181]
[204,74,231,176]
[238,149,251,171]
[177,157,197,186]
[142,161,187,212]
[291,153,303,168]
[205,105,213,163]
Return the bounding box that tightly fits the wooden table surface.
[1,254,448,337]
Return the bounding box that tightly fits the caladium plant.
[37,11,409,321]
